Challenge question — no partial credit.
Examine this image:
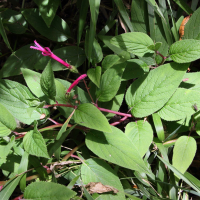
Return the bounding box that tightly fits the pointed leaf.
[86,126,152,175]
[126,62,189,118]
[40,60,56,100]
[24,182,76,200]
[169,39,200,63]
[125,121,153,157]
[110,32,154,57]
[172,136,197,174]
[74,103,111,133]
[87,66,101,88]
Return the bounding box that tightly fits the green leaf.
[34,46,86,71]
[24,182,76,200]
[87,66,101,88]
[40,60,56,100]
[0,175,23,200]
[34,0,60,27]
[81,158,126,200]
[158,88,200,121]
[147,42,162,51]
[125,121,153,157]
[172,0,193,15]
[131,0,148,33]
[0,13,12,51]
[152,113,165,141]
[96,62,126,102]
[1,9,28,34]
[114,0,134,32]
[172,136,197,175]
[0,103,16,137]
[169,39,200,63]
[110,32,154,57]
[22,8,71,42]
[0,79,48,125]
[74,103,111,133]
[23,122,49,158]
[102,55,120,71]
[184,7,200,39]
[86,126,152,175]
[126,62,189,118]
[0,44,42,78]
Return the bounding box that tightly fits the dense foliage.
[0,0,200,199]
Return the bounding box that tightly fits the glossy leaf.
[74,103,111,133]
[172,136,197,175]
[24,182,76,200]
[40,60,56,100]
[22,9,71,42]
[126,62,189,118]
[0,103,16,137]
[34,0,60,27]
[125,121,153,157]
[169,39,200,63]
[23,122,49,158]
[86,126,152,175]
[158,88,200,121]
[87,66,101,88]
[81,158,126,200]
[110,32,154,57]
[96,62,126,102]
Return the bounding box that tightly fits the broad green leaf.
[81,158,126,200]
[86,126,152,175]
[0,13,12,51]
[0,79,48,125]
[87,66,101,88]
[102,54,120,71]
[0,175,23,200]
[40,60,56,100]
[96,62,126,102]
[157,88,200,121]
[0,44,42,78]
[34,46,86,71]
[131,0,149,33]
[172,0,193,15]
[77,0,89,46]
[184,7,200,40]
[0,103,16,137]
[114,0,134,32]
[169,39,200,63]
[34,0,60,27]
[23,122,49,158]
[1,9,28,34]
[172,136,197,175]
[126,62,189,118]
[18,151,29,191]
[22,8,71,42]
[110,32,154,57]
[122,59,149,81]
[24,182,76,200]
[74,103,111,133]
[125,121,153,157]
[147,42,162,51]
[152,113,165,141]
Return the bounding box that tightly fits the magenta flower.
[67,74,87,93]
[30,40,71,69]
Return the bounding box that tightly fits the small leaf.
[125,121,153,157]
[126,62,189,118]
[147,42,162,51]
[74,103,111,133]
[87,66,101,88]
[86,126,152,175]
[0,103,16,137]
[152,113,165,141]
[110,32,154,57]
[40,60,56,100]
[24,182,76,200]
[169,39,200,63]
[172,136,197,175]
[23,122,49,158]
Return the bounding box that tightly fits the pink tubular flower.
[30,40,72,69]
[67,74,87,93]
